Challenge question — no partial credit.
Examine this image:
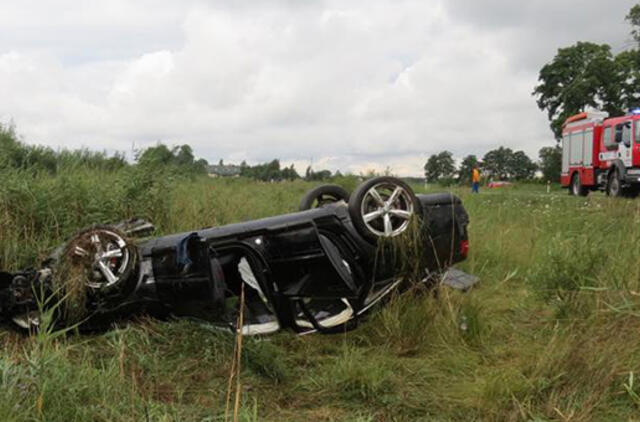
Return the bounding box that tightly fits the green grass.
[3,171,640,421]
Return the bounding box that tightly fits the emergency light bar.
[563,110,609,127]
[630,108,640,115]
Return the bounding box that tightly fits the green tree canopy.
[424,151,455,183]
[510,150,537,180]
[627,4,640,46]
[533,42,622,140]
[615,49,640,109]
[538,145,562,183]
[534,4,640,141]
[304,166,332,181]
[457,154,479,185]
[240,159,301,181]
[482,147,536,181]
[482,147,513,180]
[0,123,127,173]
[136,143,208,174]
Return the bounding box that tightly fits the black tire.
[299,184,350,211]
[607,170,622,197]
[571,173,588,197]
[348,176,422,243]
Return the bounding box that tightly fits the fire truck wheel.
[607,170,622,197]
[570,174,588,197]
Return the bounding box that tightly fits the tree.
[534,5,640,140]
[627,4,640,46]
[482,147,536,181]
[424,151,455,183]
[281,164,300,181]
[173,145,195,166]
[240,159,302,181]
[457,154,479,185]
[136,143,207,174]
[615,49,640,109]
[482,147,513,180]
[533,42,622,140]
[304,166,332,181]
[538,145,562,183]
[193,158,208,172]
[509,150,537,180]
[137,144,174,166]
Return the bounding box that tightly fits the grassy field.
[2,171,640,421]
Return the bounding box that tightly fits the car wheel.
[14,225,140,330]
[299,184,350,211]
[348,176,422,242]
[607,170,622,197]
[55,225,138,292]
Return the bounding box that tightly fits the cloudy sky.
[0,0,637,176]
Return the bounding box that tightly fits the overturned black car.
[0,177,469,335]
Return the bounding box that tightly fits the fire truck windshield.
[622,122,632,147]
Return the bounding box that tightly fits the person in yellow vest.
[472,166,480,193]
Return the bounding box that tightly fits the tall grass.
[2,161,640,419]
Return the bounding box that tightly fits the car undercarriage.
[0,176,469,335]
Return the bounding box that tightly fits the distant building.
[207,164,242,177]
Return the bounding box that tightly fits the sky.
[0,0,637,176]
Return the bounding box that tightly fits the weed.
[2,172,640,420]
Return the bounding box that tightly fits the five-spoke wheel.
[69,228,133,289]
[348,177,422,241]
[11,226,138,331]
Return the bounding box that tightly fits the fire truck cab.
[561,109,640,197]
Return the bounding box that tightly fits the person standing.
[471,166,480,193]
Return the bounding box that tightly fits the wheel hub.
[361,183,414,237]
[70,229,131,289]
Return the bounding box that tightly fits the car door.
[263,221,360,299]
[616,122,633,167]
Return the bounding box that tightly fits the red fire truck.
[561,109,640,197]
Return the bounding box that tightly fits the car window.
[636,121,640,143]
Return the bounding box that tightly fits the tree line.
[237,161,338,181]
[0,124,340,182]
[424,146,561,184]
[534,4,640,139]
[237,159,300,181]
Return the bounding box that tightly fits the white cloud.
[0,0,635,175]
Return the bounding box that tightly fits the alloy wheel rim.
[71,230,131,289]
[360,183,414,237]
